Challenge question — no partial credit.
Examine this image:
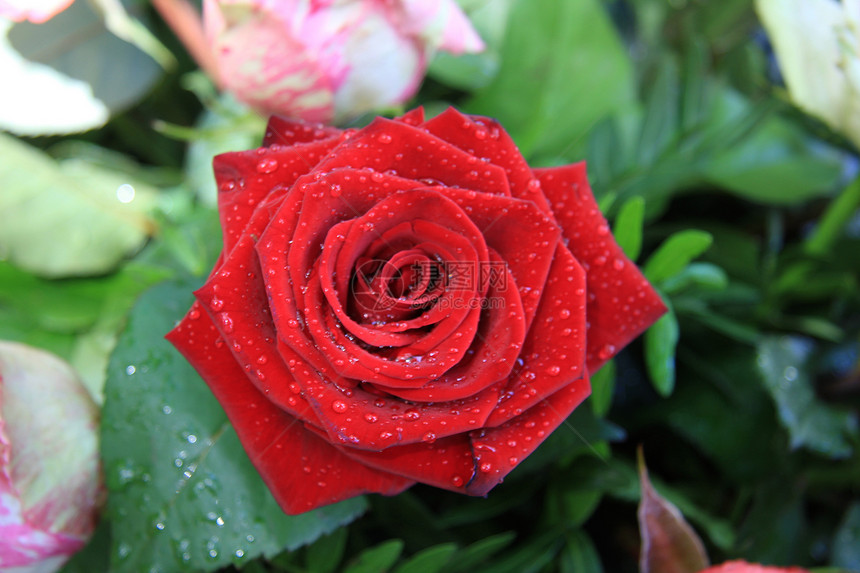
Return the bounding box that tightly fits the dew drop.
[597,344,616,361]
[479,462,493,473]
[256,158,279,174]
[331,400,348,413]
[451,475,464,487]
[546,365,561,376]
[377,133,392,144]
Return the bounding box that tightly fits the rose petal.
[262,115,345,147]
[537,164,667,372]
[214,136,346,253]
[466,373,591,495]
[485,244,588,426]
[314,117,512,196]
[423,108,552,214]
[275,340,504,450]
[166,303,414,515]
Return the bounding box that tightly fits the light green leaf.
[644,230,713,284]
[0,133,158,278]
[102,279,367,572]
[0,0,162,135]
[613,196,646,261]
[644,306,679,397]
[466,0,635,159]
[589,359,615,417]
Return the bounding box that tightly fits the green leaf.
[644,305,679,397]
[661,262,728,294]
[447,532,516,573]
[613,196,646,261]
[589,359,616,417]
[101,279,366,572]
[393,543,458,573]
[756,336,857,458]
[644,230,714,284]
[559,530,603,573]
[465,0,635,159]
[426,0,516,91]
[832,503,860,570]
[703,104,843,204]
[344,540,404,573]
[637,56,680,166]
[305,527,349,573]
[0,133,158,277]
[1,0,162,135]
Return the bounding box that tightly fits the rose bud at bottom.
[168,107,667,514]
[0,341,102,572]
[699,562,811,573]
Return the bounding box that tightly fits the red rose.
[167,107,666,514]
[699,561,811,573]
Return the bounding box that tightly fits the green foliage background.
[1,0,858,571]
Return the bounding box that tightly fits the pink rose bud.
[699,561,811,573]
[203,0,484,123]
[0,342,102,573]
[0,0,74,23]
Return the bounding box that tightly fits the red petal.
[435,187,560,330]
[396,107,425,126]
[275,339,503,451]
[314,117,512,197]
[262,115,344,147]
[423,108,551,214]
[485,244,588,426]
[166,304,413,515]
[466,373,591,495]
[536,164,667,372]
[335,433,478,493]
[214,137,343,253]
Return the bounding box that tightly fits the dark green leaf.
[447,532,516,573]
[756,336,857,458]
[305,528,349,573]
[343,540,404,573]
[393,543,457,573]
[101,279,366,572]
[560,530,603,573]
[832,503,860,570]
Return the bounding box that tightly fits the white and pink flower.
[0,342,102,573]
[203,0,484,123]
[0,0,74,23]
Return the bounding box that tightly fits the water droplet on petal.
[546,365,561,376]
[331,400,347,413]
[256,158,279,174]
[597,344,616,360]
